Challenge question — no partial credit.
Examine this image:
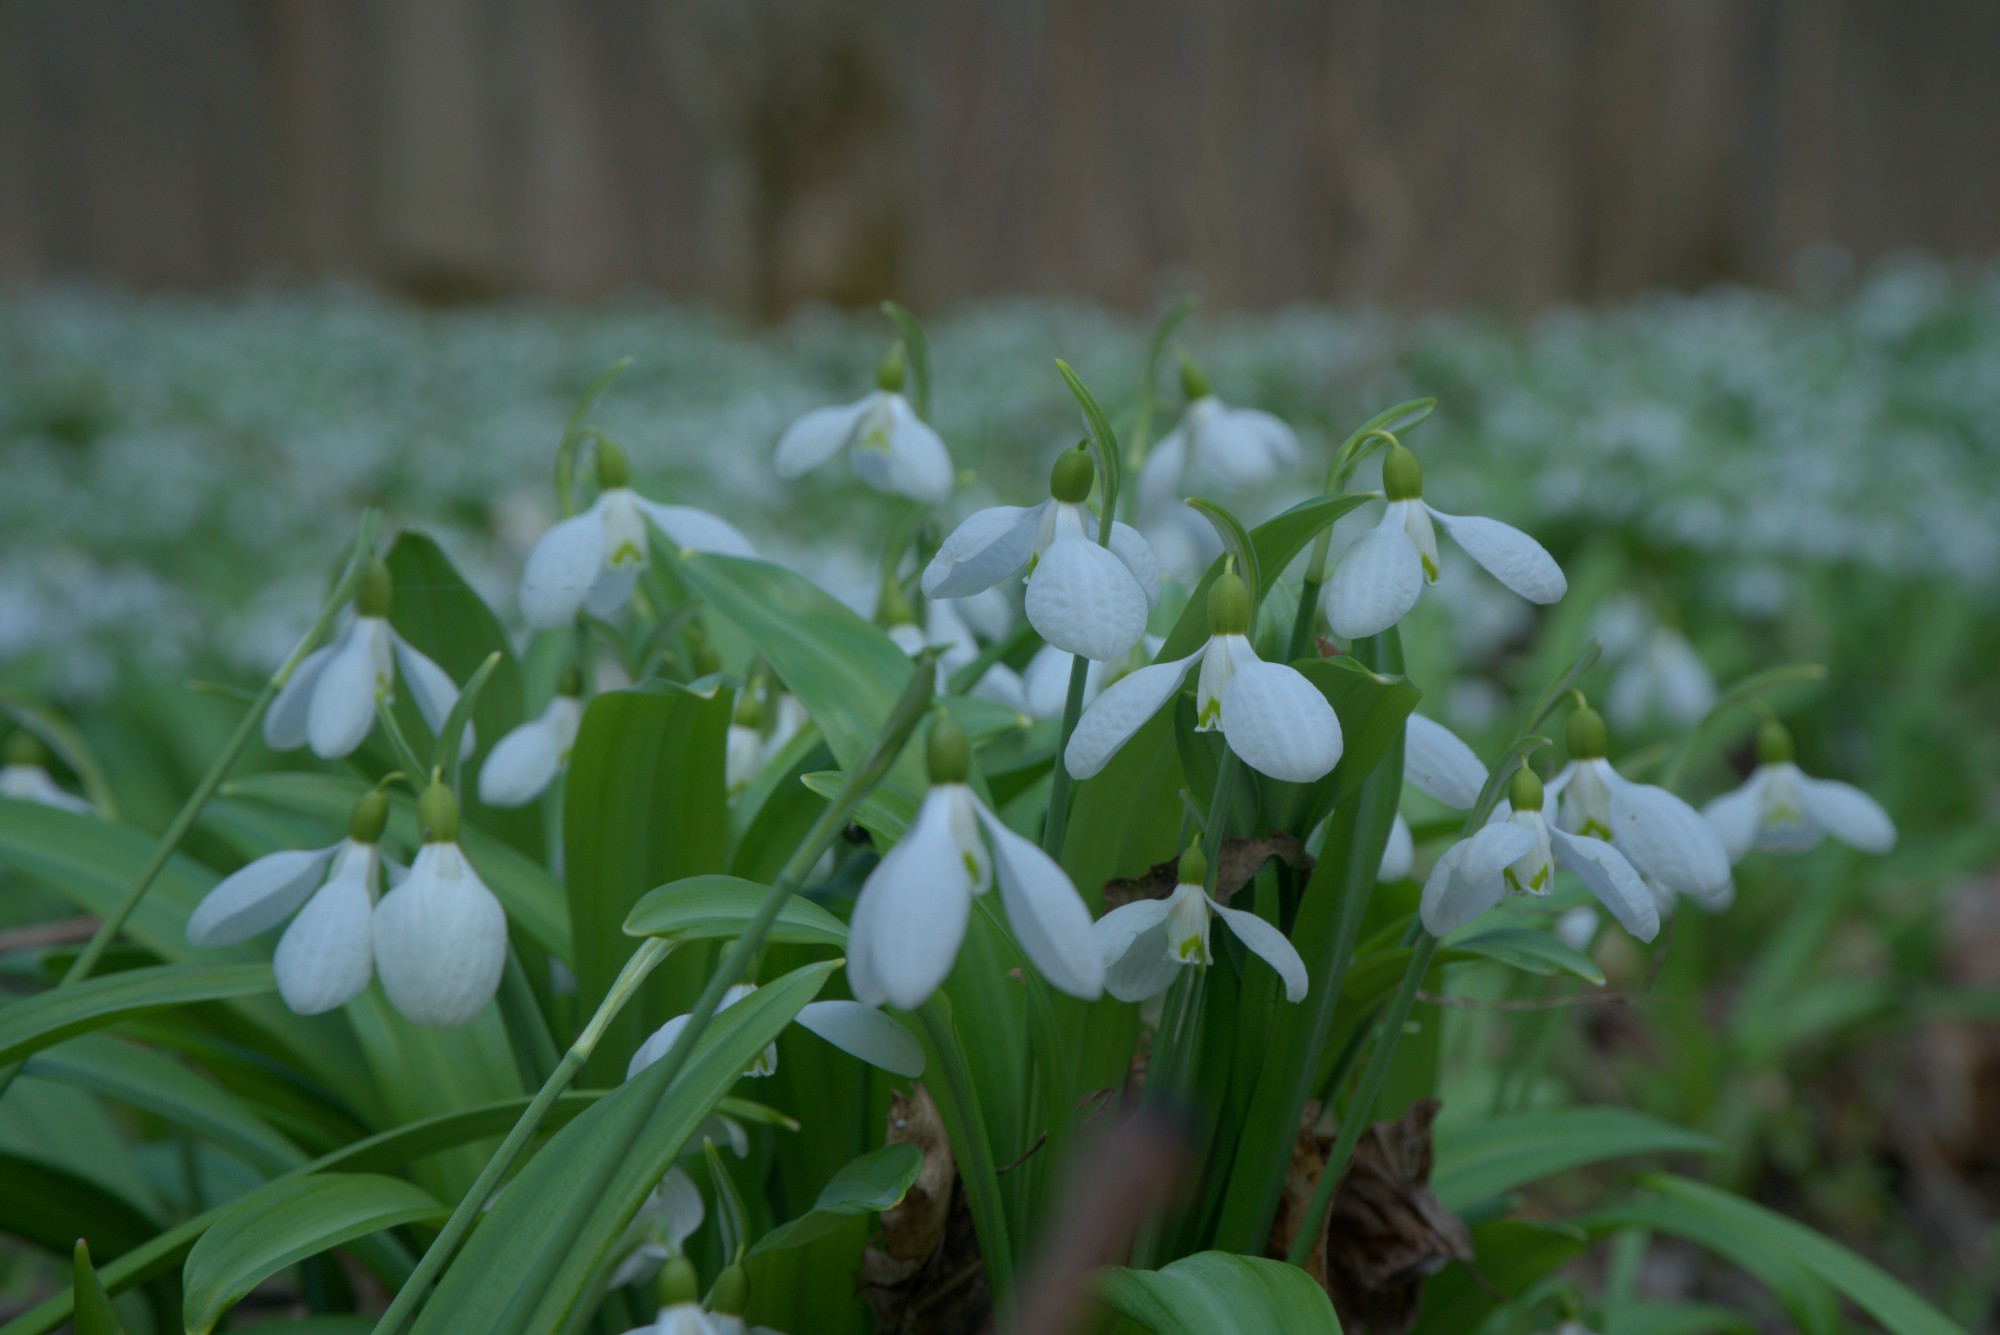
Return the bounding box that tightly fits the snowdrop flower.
[1702,719,1896,860]
[773,346,952,504]
[1134,355,1301,516]
[627,981,925,1081]
[883,593,1030,712]
[1546,703,1734,907]
[1064,570,1342,783]
[265,559,475,762]
[371,783,507,1027]
[921,444,1159,662]
[1605,621,1715,729]
[1095,845,1306,1003]
[0,732,93,814]
[1325,440,1565,639]
[478,674,584,807]
[187,790,393,1015]
[520,441,756,628]
[1375,712,1493,882]
[1020,635,1164,720]
[848,715,1103,1010]
[607,1165,704,1291]
[1422,767,1659,941]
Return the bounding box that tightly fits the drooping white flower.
[1095,846,1307,1003]
[519,442,755,628]
[478,681,584,807]
[773,349,953,504]
[1701,719,1896,861]
[1325,440,1564,639]
[371,784,508,1027]
[1421,767,1659,941]
[626,981,925,1082]
[1546,703,1733,908]
[0,733,93,814]
[920,445,1159,662]
[264,560,475,762]
[188,791,394,1015]
[1135,359,1301,517]
[1608,628,1715,730]
[1019,635,1163,720]
[847,716,1103,1010]
[1064,570,1341,784]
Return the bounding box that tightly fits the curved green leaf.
[0,963,274,1067]
[1187,498,1260,596]
[1451,927,1606,986]
[0,1151,158,1263]
[1409,1220,1585,1335]
[1157,493,1374,660]
[1430,1109,1716,1212]
[624,874,849,948]
[748,1144,921,1258]
[1095,1252,1341,1333]
[1055,359,1121,507]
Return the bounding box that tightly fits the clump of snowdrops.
[0,301,1946,1335]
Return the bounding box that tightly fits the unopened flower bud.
[733,692,765,729]
[1176,351,1211,402]
[926,713,970,785]
[1049,443,1094,504]
[1756,717,1794,766]
[1508,765,1545,813]
[595,438,630,490]
[875,343,906,394]
[1381,441,1424,502]
[1206,569,1252,638]
[878,579,916,629]
[1565,702,1608,760]
[355,558,394,619]
[557,668,583,698]
[416,781,460,844]
[1177,843,1208,887]
[708,1262,749,1316]
[693,642,723,677]
[348,789,390,844]
[657,1254,699,1308]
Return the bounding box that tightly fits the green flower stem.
[1040,652,1093,856]
[371,938,677,1335]
[916,1000,1016,1299]
[1285,931,1439,1266]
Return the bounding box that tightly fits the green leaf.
[749,1144,921,1257]
[0,963,274,1067]
[1430,1109,1716,1212]
[72,1241,125,1335]
[1095,1252,1341,1334]
[1602,1300,1756,1335]
[1409,1220,1586,1335]
[562,680,731,1080]
[0,1151,157,1265]
[1187,498,1260,596]
[181,1174,445,1335]
[879,302,932,421]
[624,874,849,948]
[1450,927,1606,986]
[1290,656,1422,810]
[1157,493,1375,660]
[1055,359,1121,509]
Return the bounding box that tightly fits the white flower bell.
[1325,440,1565,640]
[1094,845,1307,1003]
[626,981,925,1082]
[773,346,953,504]
[0,732,93,814]
[1422,766,1659,941]
[264,559,475,762]
[188,789,394,1015]
[519,441,756,629]
[478,674,585,807]
[1546,703,1734,907]
[920,445,1160,662]
[1702,719,1896,860]
[847,716,1103,1010]
[1064,570,1342,784]
[371,783,508,1027]
[1134,356,1302,517]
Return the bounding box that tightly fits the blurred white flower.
[1135,365,1301,516]
[478,687,584,807]
[773,353,952,503]
[1702,721,1895,860]
[1095,847,1306,1003]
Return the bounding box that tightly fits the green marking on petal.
[1581,818,1611,841]
[610,540,645,568]
[1420,554,1439,581]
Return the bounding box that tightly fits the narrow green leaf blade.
[1095,1252,1341,1334]
[748,1144,921,1257]
[1431,1109,1716,1211]
[624,874,848,948]
[0,963,274,1067]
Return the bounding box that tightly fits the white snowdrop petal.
[1107,522,1162,607]
[796,1000,926,1077]
[1022,644,1079,719]
[372,845,509,1027]
[634,499,758,559]
[847,792,973,1010]
[519,507,608,628]
[856,398,953,504]
[1102,920,1180,1002]
[1426,506,1566,604]
[774,398,869,477]
[976,806,1104,1000]
[307,620,387,759]
[583,565,641,620]
[1217,650,1343,783]
[1377,813,1415,883]
[967,663,1030,713]
[265,642,336,752]
[0,765,94,813]
[1550,828,1658,941]
[952,586,1015,642]
[1135,427,1188,517]
[656,1165,705,1253]
[273,866,375,1015]
[1326,520,1425,639]
[1404,713,1488,808]
[1604,771,1733,901]
[1024,538,1149,661]
[479,715,564,807]
[1418,831,1516,937]
[1062,653,1201,779]
[1210,900,1308,1002]
[921,505,1045,598]
[1093,897,1174,969]
[1199,408,1299,488]
[627,1014,691,1080]
[1700,772,1768,862]
[187,845,339,947]
[391,635,473,759]
[1796,774,1897,854]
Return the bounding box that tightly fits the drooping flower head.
[1325,439,1565,640]
[1133,354,1303,518]
[520,440,756,629]
[1064,567,1342,783]
[479,670,585,808]
[1702,718,1896,861]
[1372,712,1490,883]
[921,444,1160,662]
[265,558,474,762]
[773,344,953,504]
[847,714,1103,1010]
[1094,844,1307,1003]
[0,731,93,814]
[372,781,508,1027]
[188,788,394,1016]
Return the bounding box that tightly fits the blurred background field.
[4,1,1999,1328]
